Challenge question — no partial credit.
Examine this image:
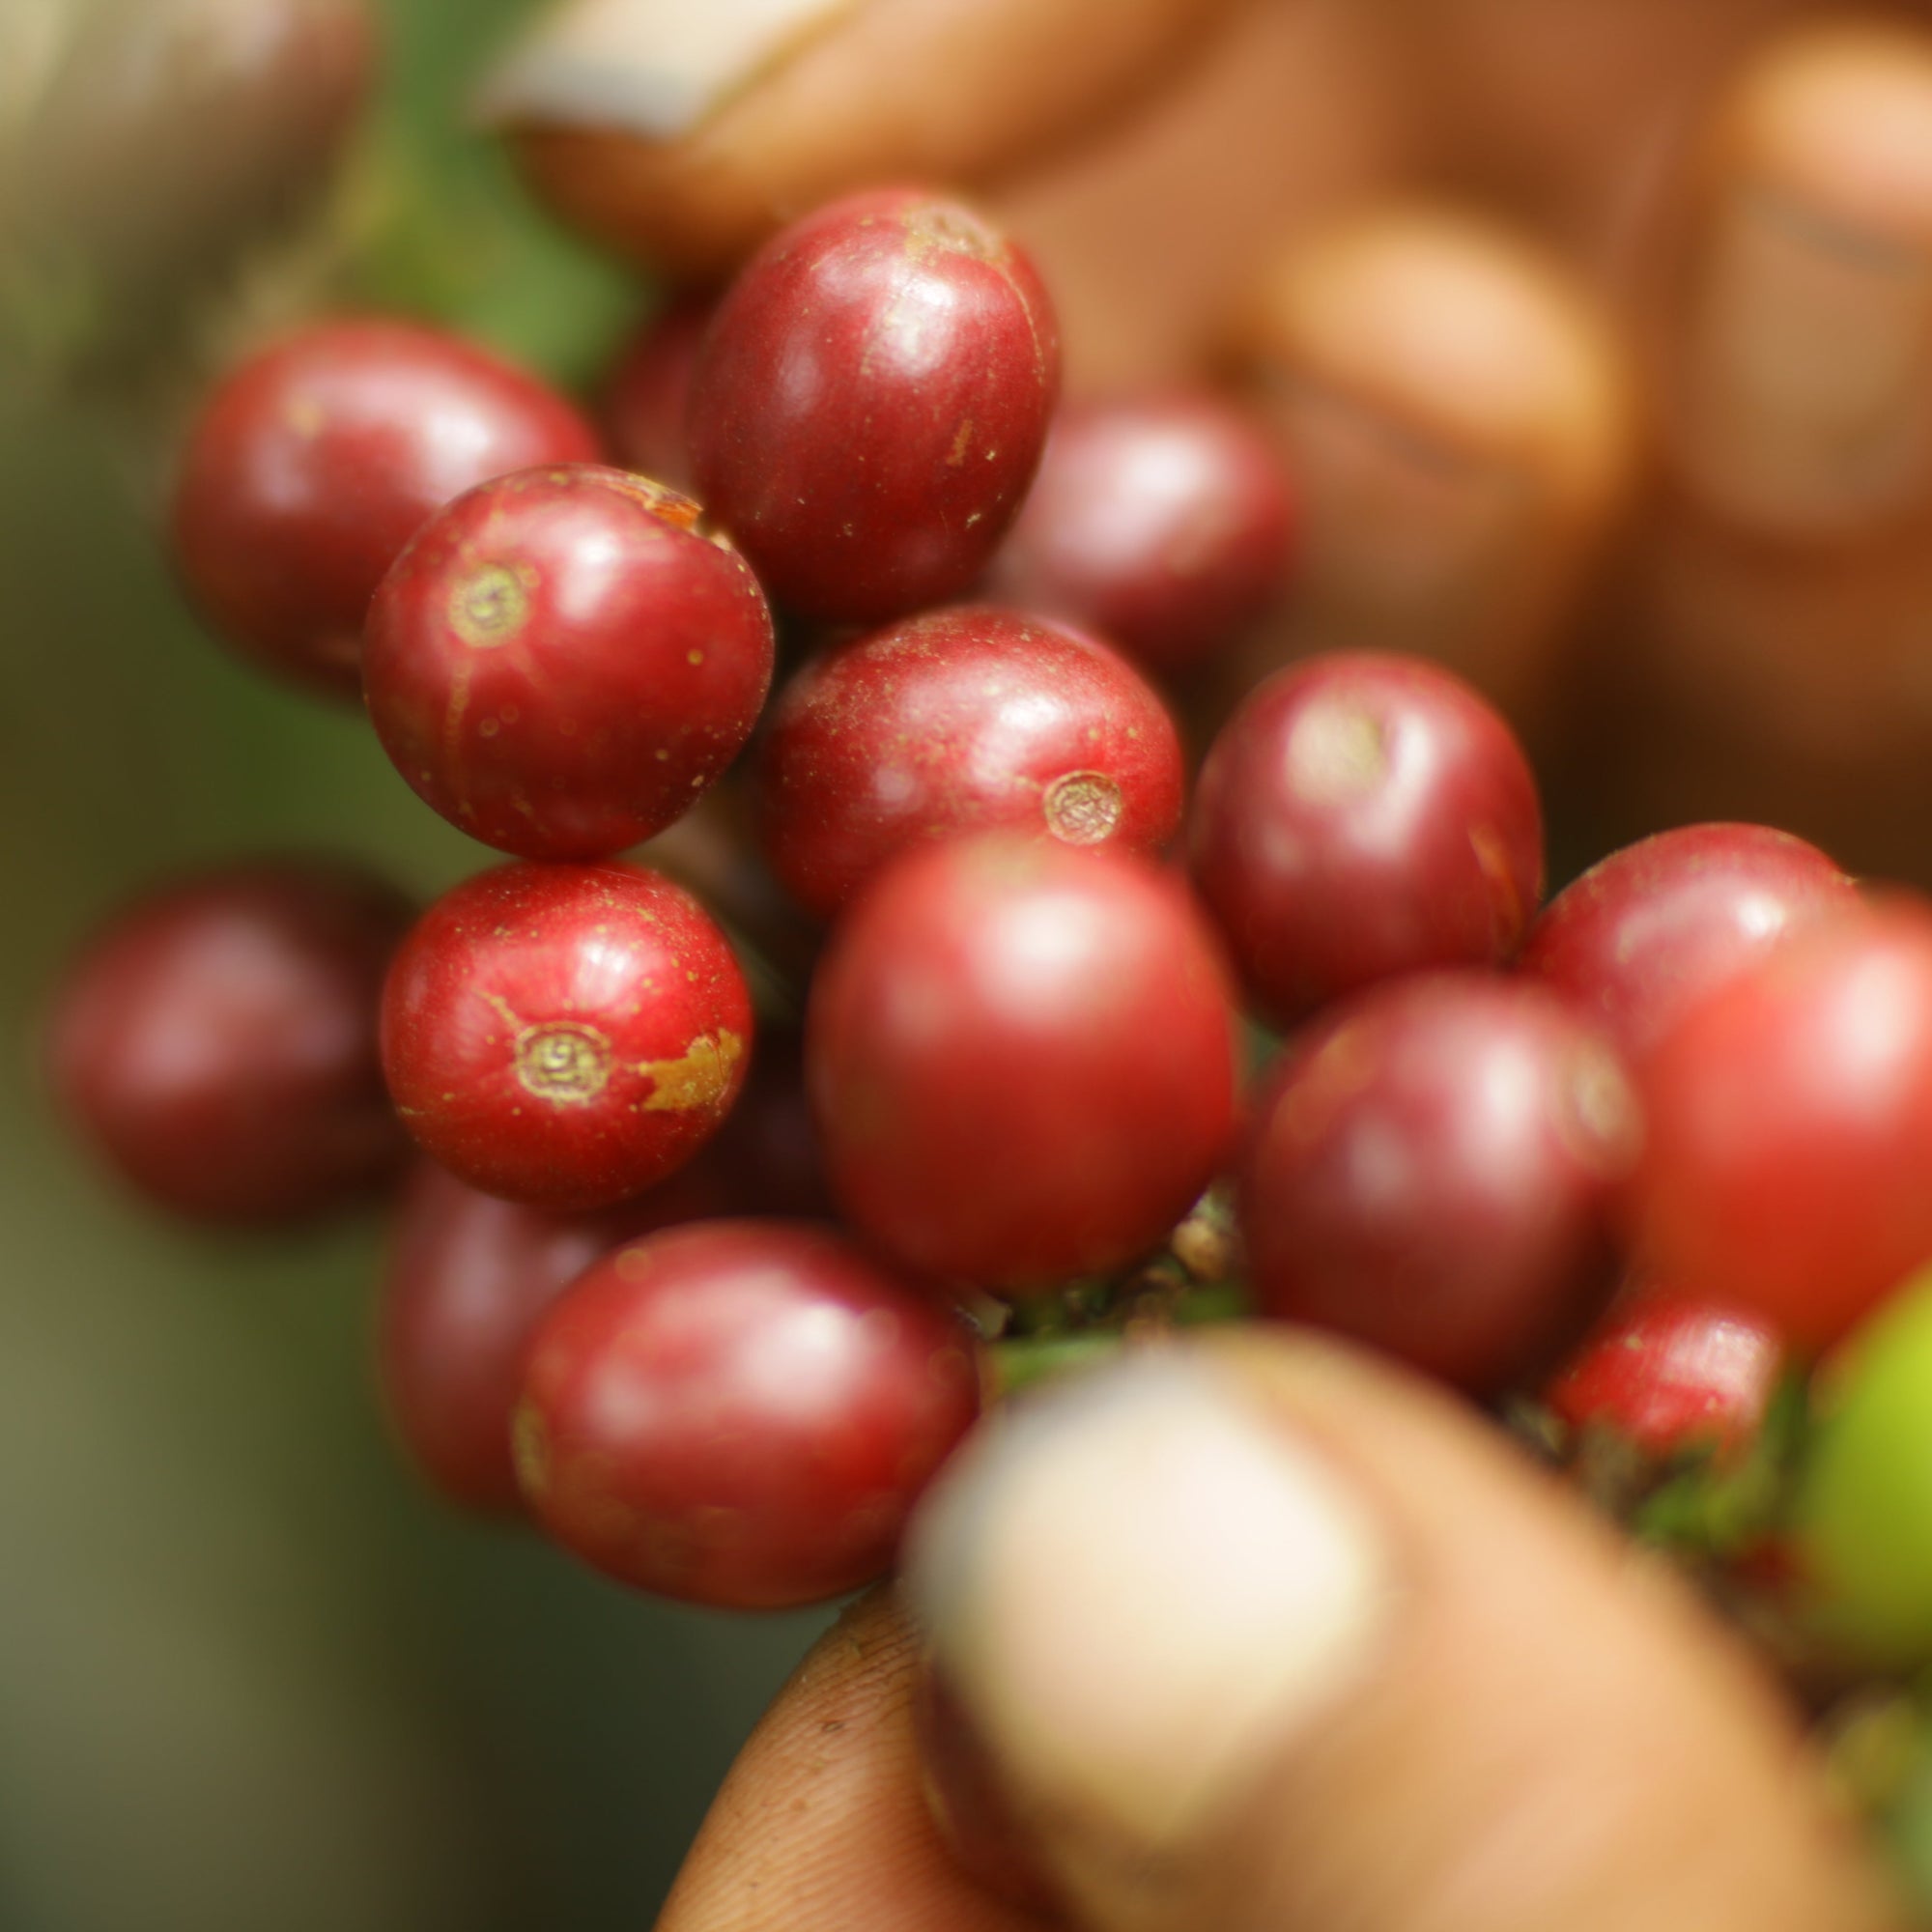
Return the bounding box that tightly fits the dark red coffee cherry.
[603,294,709,491]
[381,861,753,1211]
[172,320,600,698]
[986,392,1295,677]
[378,1158,728,1514]
[1520,822,1856,1067]
[48,860,412,1225]
[1190,652,1543,1028]
[689,187,1060,623]
[1241,974,1639,1393]
[754,607,1185,921]
[514,1220,982,1607]
[1544,1288,1783,1463]
[363,465,774,861]
[1635,896,1932,1352]
[810,835,1238,1293]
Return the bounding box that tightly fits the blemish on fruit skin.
[639,1030,744,1113]
[512,1401,551,1498]
[450,562,532,648]
[515,1022,613,1103]
[1044,771,1125,845]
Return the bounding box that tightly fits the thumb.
[904,1332,1905,1932]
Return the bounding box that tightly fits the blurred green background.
[0,3,833,1925]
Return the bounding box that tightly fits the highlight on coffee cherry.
[48,859,412,1225]
[513,1220,983,1607]
[379,1158,729,1514]
[172,319,601,698]
[1521,822,1857,1066]
[1544,1288,1784,1463]
[603,294,710,491]
[985,391,1296,678]
[381,861,753,1211]
[1634,895,1932,1354]
[363,465,775,860]
[754,607,1185,921]
[1241,973,1640,1393]
[689,187,1060,623]
[809,834,1239,1293]
[1190,652,1543,1029]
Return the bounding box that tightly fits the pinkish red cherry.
[363,464,774,861]
[754,607,1184,921]
[172,320,600,698]
[515,1220,983,1606]
[49,860,412,1224]
[689,188,1060,623]
[381,861,752,1211]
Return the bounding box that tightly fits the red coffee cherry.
[1635,896,1932,1352]
[378,1160,727,1514]
[690,187,1060,623]
[381,861,753,1211]
[1190,651,1544,1027]
[1520,822,1856,1067]
[1544,1288,1784,1463]
[1241,974,1639,1394]
[603,295,710,491]
[172,320,600,698]
[810,835,1239,1293]
[754,607,1184,921]
[987,392,1295,677]
[49,860,412,1225]
[363,465,774,861]
[515,1220,983,1607]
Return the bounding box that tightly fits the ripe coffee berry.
[379,1159,727,1514]
[603,295,709,491]
[810,835,1239,1293]
[514,1220,982,1607]
[363,465,774,860]
[1521,823,1856,1066]
[754,607,1184,921]
[1241,974,1639,1393]
[49,860,412,1225]
[1635,896,1932,1352]
[689,187,1060,623]
[1190,652,1543,1028]
[1544,1289,1783,1463]
[985,392,1295,677]
[172,320,600,698]
[381,861,752,1211]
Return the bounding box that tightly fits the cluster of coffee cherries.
[44,185,1932,1785]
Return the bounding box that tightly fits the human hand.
[491,0,1932,878]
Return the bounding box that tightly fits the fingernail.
[906,1354,1397,1853]
[476,0,859,141]
[1680,188,1932,527]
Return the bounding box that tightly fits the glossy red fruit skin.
[1544,1289,1783,1462]
[754,607,1185,921]
[48,861,412,1225]
[1520,823,1856,1068]
[810,835,1239,1293]
[1635,897,1932,1353]
[514,1220,983,1607]
[689,187,1060,623]
[172,320,601,698]
[381,862,753,1211]
[1190,652,1544,1029]
[363,465,774,860]
[985,392,1295,677]
[604,295,710,491]
[1241,974,1640,1393]
[378,1159,729,1514]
